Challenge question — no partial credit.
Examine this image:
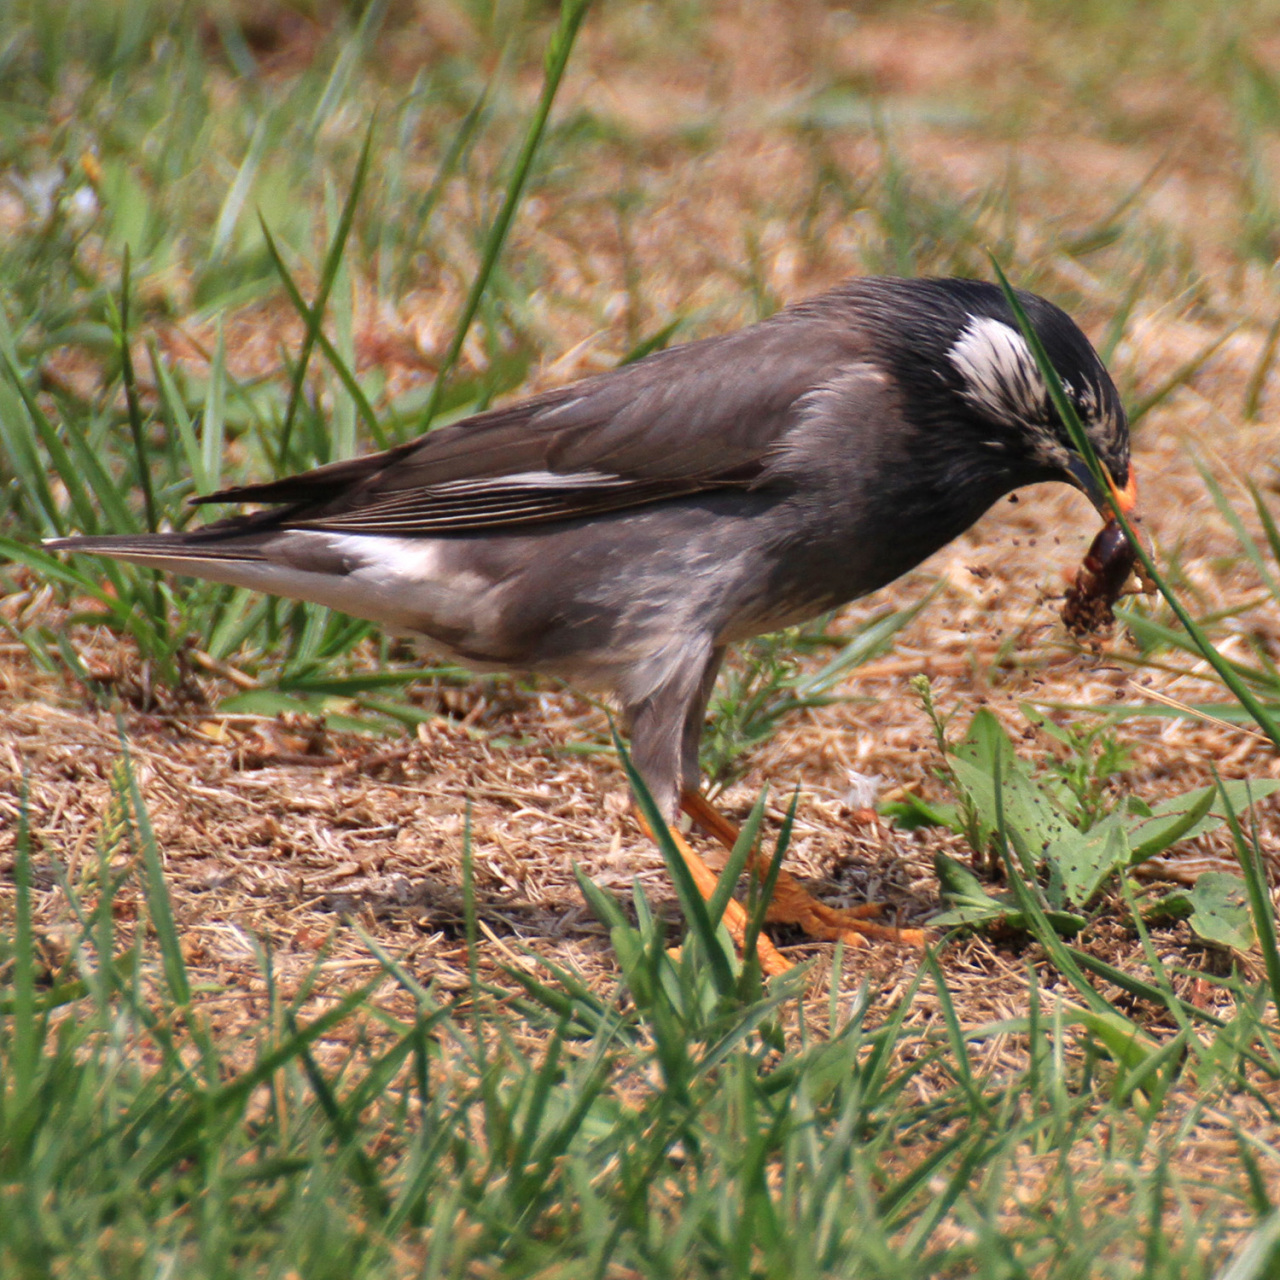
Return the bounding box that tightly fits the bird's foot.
[679,789,927,952]
[632,807,792,975]
[763,870,927,948]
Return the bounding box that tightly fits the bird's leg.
[631,807,792,975]
[624,647,794,973]
[680,790,927,949]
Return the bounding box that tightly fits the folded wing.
[196,310,865,536]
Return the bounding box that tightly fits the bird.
[48,275,1136,974]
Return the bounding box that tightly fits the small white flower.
[66,185,99,227]
[844,770,884,810]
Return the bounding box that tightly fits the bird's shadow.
[311,868,604,947]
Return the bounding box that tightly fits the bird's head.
[943,284,1134,520]
[866,278,1135,525]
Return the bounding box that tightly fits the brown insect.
[1061,520,1141,635]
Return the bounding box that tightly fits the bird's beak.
[1066,455,1138,525]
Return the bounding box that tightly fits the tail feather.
[43,533,268,563]
[42,532,285,596]
[44,527,465,635]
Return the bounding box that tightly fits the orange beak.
[1066,455,1138,522]
[1108,470,1138,520]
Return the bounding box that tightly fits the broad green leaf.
[215,688,398,736]
[1126,780,1279,864]
[1112,1028,1189,1114]
[879,791,960,832]
[949,709,1079,858]
[930,853,1085,935]
[930,853,1007,926]
[101,157,154,255]
[1141,889,1193,923]
[949,754,1076,859]
[1051,810,1131,908]
[953,706,1010,772]
[1188,871,1255,951]
[1075,1007,1158,1072]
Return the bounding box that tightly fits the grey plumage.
[48,276,1131,817]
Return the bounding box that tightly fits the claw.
[679,790,928,951]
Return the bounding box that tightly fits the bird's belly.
[255,495,881,688]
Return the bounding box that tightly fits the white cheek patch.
[947,315,1048,427]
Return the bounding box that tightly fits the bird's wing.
[198,312,865,535]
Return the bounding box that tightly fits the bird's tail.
[42,530,298,598]
[44,532,268,565]
[43,527,424,631]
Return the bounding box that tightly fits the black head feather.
[834,277,1129,495]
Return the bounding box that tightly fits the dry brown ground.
[6,0,1280,1208]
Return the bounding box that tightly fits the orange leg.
[680,791,927,950]
[632,808,792,975]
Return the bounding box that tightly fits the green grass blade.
[10,774,38,1098]
[706,787,766,929]
[0,365,66,536]
[1065,946,1238,1034]
[414,0,593,435]
[289,1018,391,1220]
[507,1016,568,1192]
[0,538,125,608]
[1244,312,1280,421]
[259,213,386,454]
[1217,1210,1280,1280]
[201,318,227,495]
[1099,262,1148,365]
[460,803,487,1053]
[922,947,983,1111]
[116,724,190,1009]
[1127,326,1236,427]
[795,586,940,700]
[573,863,631,933]
[1192,456,1280,604]
[1219,774,1280,1016]
[1249,479,1280,579]
[612,727,736,996]
[0,345,102,536]
[739,788,795,986]
[395,78,493,294]
[619,316,684,365]
[274,123,374,461]
[308,0,388,136]
[210,114,269,260]
[1118,875,1198,1044]
[146,337,202,497]
[113,245,157,530]
[136,980,384,1184]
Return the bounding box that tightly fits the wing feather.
[195,298,870,536]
